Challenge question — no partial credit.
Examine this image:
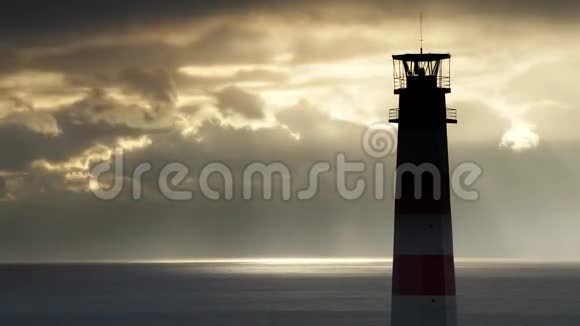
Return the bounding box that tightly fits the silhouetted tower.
[389,53,457,326]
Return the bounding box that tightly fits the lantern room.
[392,53,451,94]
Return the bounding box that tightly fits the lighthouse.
[389,52,457,326]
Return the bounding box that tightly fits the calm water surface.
[0,261,579,325]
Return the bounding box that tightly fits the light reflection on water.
[167,258,392,275]
[1,260,580,325]
[147,258,580,276]
[31,258,580,278]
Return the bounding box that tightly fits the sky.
[0,0,579,262]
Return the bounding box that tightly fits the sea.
[0,260,579,325]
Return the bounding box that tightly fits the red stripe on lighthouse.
[392,254,456,296]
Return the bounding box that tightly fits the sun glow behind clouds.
[501,121,540,151]
[176,55,392,126]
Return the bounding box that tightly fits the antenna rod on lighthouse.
[420,13,423,54]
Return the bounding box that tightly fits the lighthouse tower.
[389,52,457,326]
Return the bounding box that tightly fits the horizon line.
[1,257,580,265]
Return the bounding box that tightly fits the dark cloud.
[0,111,61,136]
[16,23,279,82]
[26,42,181,75]
[186,24,278,65]
[119,68,177,106]
[0,89,167,171]
[0,124,72,170]
[215,86,265,119]
[0,176,5,199]
[64,89,150,126]
[5,0,571,91]
[0,46,24,74]
[0,118,139,171]
[0,0,576,50]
